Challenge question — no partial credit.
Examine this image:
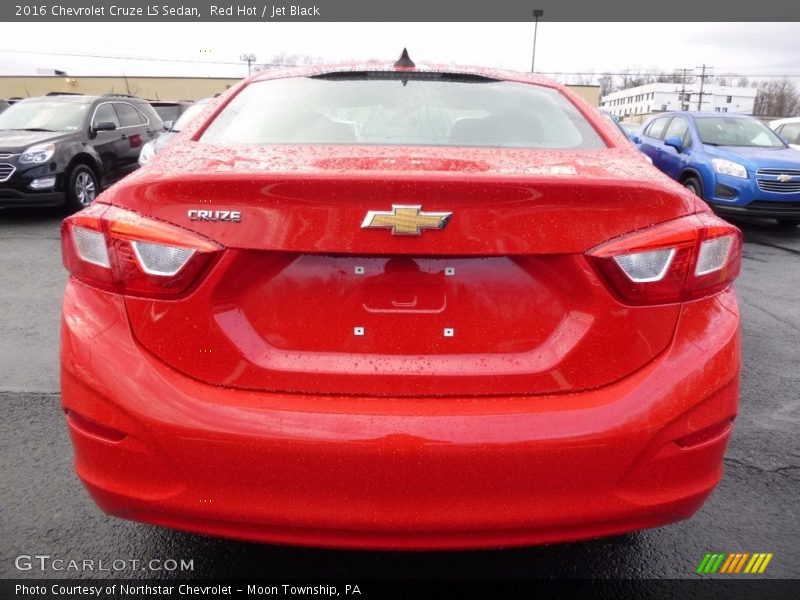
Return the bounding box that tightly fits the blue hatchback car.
[636,112,800,226]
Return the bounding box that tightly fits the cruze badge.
[777,174,794,182]
[361,205,452,236]
[188,209,241,222]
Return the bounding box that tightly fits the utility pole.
[676,68,691,110]
[531,9,543,73]
[240,53,257,76]
[696,64,713,111]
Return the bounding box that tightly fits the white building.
[600,83,757,123]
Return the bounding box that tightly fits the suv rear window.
[114,103,147,127]
[200,74,606,149]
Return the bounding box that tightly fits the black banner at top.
[3,0,800,22]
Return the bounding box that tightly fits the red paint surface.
[60,65,740,549]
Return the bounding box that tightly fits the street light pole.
[240,53,257,76]
[531,9,544,73]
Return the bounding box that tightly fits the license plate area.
[234,254,564,355]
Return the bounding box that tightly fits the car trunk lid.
[114,146,689,396]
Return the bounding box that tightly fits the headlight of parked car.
[19,143,56,164]
[138,141,156,166]
[712,158,748,179]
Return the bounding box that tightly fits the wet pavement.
[1,208,798,580]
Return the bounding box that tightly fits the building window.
[714,107,721,112]
[726,96,732,103]
[647,105,650,113]
[661,105,667,111]
[722,107,728,112]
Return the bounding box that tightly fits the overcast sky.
[0,22,798,83]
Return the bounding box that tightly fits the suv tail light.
[588,213,741,305]
[62,204,222,298]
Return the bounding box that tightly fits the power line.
[538,70,800,78]
[0,48,798,79]
[0,47,243,66]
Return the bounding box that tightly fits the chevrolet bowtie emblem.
[777,174,794,182]
[361,205,452,236]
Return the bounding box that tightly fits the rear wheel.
[682,176,703,198]
[776,219,800,228]
[66,165,98,211]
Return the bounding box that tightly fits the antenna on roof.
[394,48,415,69]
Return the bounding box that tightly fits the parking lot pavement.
[0,209,798,579]
[0,208,65,394]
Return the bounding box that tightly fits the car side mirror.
[630,135,641,144]
[163,120,173,131]
[92,121,117,133]
[664,135,684,153]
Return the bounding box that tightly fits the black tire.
[776,219,800,228]
[66,164,99,211]
[682,176,703,198]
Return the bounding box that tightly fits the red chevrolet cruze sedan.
[60,57,742,549]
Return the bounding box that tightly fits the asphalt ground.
[0,207,798,580]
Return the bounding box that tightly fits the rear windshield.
[153,105,182,123]
[695,117,786,148]
[200,74,606,149]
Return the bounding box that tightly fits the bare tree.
[666,70,689,84]
[617,68,666,90]
[752,78,800,117]
[655,71,679,83]
[570,70,595,86]
[268,52,322,67]
[598,73,615,97]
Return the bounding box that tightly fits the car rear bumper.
[60,280,740,550]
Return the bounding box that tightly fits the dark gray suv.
[0,94,162,211]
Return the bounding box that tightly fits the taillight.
[588,213,741,305]
[62,204,222,298]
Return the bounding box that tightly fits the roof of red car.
[248,60,564,91]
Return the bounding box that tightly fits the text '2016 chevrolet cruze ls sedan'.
[60,54,742,550]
